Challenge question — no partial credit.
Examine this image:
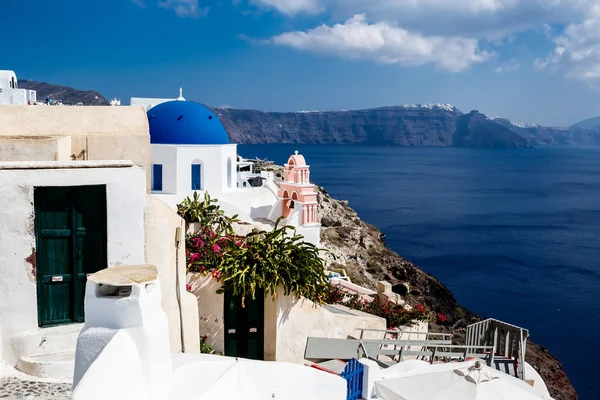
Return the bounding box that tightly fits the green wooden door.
[34,186,107,327]
[224,289,264,360]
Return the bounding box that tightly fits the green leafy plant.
[216,218,331,306]
[200,335,214,354]
[180,192,332,307]
[178,191,239,233]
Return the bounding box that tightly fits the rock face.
[217,106,600,149]
[254,159,578,400]
[453,111,530,148]
[18,80,109,106]
[217,105,462,146]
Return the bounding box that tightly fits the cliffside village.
[0,70,555,399]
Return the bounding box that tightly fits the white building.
[0,70,36,105]
[138,91,321,245]
[72,265,347,400]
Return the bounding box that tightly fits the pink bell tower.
[277,151,318,225]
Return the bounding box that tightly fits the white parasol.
[375,360,549,400]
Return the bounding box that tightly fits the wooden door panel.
[34,187,74,326]
[37,235,73,325]
[224,291,241,357]
[72,185,107,322]
[245,289,264,360]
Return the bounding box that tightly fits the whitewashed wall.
[188,273,225,353]
[150,145,178,194]
[145,196,200,354]
[150,143,254,216]
[265,293,386,363]
[0,162,147,367]
[130,97,174,111]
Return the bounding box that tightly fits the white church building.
[133,91,321,245]
[0,70,36,105]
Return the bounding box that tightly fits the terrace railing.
[466,318,529,380]
[358,340,496,368]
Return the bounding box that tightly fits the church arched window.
[191,163,202,190]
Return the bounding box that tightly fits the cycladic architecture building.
[0,70,36,105]
[133,90,321,245]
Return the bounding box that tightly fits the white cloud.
[535,4,600,85]
[251,0,592,38]
[493,63,520,73]
[159,0,209,18]
[132,0,209,18]
[249,0,600,85]
[250,0,321,15]
[269,14,492,72]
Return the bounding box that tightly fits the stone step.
[16,352,76,380]
[12,324,83,358]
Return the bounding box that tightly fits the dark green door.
[34,186,107,327]
[224,289,264,360]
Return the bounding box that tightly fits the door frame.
[34,185,107,328]
[223,289,265,360]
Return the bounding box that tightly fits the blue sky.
[5,0,600,126]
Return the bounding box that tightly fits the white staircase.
[13,324,82,380]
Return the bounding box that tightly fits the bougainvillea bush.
[179,192,330,306]
[322,283,430,328]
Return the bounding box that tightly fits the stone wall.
[0,105,151,190]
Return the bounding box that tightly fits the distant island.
[216,107,600,148]
[20,79,600,149]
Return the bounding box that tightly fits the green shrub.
[179,192,332,307]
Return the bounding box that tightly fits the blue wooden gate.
[340,358,364,400]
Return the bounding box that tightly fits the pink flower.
[192,237,204,248]
[211,269,222,280]
[190,252,201,263]
[212,244,221,253]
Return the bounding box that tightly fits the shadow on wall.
[188,273,225,353]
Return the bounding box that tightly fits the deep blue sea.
[240,144,600,399]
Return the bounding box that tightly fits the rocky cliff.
[216,105,600,149]
[255,159,578,400]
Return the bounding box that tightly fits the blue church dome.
[147,100,230,145]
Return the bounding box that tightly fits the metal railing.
[358,340,495,368]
